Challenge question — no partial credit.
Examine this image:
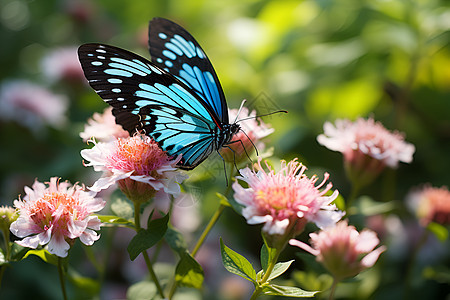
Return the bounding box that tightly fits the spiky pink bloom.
[81,134,186,203]
[317,118,415,185]
[407,185,450,226]
[289,220,386,280]
[79,107,129,143]
[41,47,85,83]
[10,178,105,257]
[233,159,343,235]
[220,107,274,163]
[0,80,68,131]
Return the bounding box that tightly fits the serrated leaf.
[127,214,169,261]
[427,222,449,241]
[165,227,188,255]
[175,252,204,289]
[23,249,58,265]
[220,238,256,283]
[262,284,318,297]
[267,260,295,281]
[110,189,134,220]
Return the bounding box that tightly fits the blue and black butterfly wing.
[148,17,229,124]
[78,43,223,169]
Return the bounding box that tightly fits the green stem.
[134,203,165,299]
[249,246,282,300]
[328,277,339,300]
[58,257,68,300]
[346,181,361,210]
[169,163,236,299]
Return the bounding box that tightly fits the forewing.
[78,43,219,169]
[148,17,229,124]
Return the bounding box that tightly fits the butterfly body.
[78,18,239,169]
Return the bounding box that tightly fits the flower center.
[107,136,169,177]
[255,183,296,212]
[30,192,79,231]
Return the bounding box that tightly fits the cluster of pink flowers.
[10,177,105,257]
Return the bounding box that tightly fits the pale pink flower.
[407,185,450,226]
[81,134,186,203]
[317,117,415,185]
[10,177,105,257]
[233,158,343,235]
[80,107,129,143]
[220,107,274,163]
[289,220,386,280]
[41,47,85,83]
[0,80,68,130]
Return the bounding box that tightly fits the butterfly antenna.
[240,129,259,157]
[233,99,247,124]
[236,110,288,123]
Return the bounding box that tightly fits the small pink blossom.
[407,185,450,226]
[220,107,274,163]
[289,220,386,280]
[232,158,343,235]
[81,134,186,203]
[41,47,85,83]
[10,178,105,257]
[80,107,130,143]
[317,117,415,185]
[0,80,68,131]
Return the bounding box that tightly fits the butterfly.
[78,18,241,170]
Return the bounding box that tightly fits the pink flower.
[220,107,274,163]
[407,185,450,226]
[0,80,68,131]
[80,107,130,143]
[81,134,186,203]
[41,47,85,83]
[232,158,343,236]
[289,220,386,280]
[317,118,415,186]
[10,178,105,257]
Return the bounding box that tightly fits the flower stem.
[57,257,68,300]
[134,203,165,299]
[328,277,339,300]
[404,229,429,299]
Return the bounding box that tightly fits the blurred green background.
[0,0,449,299]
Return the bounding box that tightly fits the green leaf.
[97,215,134,228]
[427,222,449,241]
[0,249,6,265]
[165,227,188,255]
[110,189,134,220]
[262,284,318,297]
[127,280,158,300]
[267,260,295,281]
[220,238,257,283]
[67,267,100,296]
[23,249,58,265]
[127,214,169,261]
[175,252,204,289]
